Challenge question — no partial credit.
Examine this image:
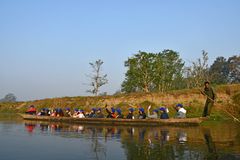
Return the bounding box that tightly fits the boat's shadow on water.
[23,120,240,160]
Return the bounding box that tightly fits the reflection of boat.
[19,114,205,126]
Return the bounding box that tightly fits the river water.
[0,114,240,160]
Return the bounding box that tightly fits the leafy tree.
[228,55,240,83]
[121,50,184,93]
[86,59,108,96]
[209,57,229,84]
[0,93,17,102]
[153,50,184,92]
[122,51,155,93]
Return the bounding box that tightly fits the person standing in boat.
[174,104,186,118]
[126,108,135,119]
[138,107,146,119]
[201,81,216,117]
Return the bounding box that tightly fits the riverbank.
[0,84,239,119]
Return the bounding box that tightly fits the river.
[0,114,239,160]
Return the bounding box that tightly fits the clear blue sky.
[0,0,239,101]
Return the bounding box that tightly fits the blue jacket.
[160,112,169,119]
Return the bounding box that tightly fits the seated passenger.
[175,104,186,118]
[56,108,64,117]
[159,107,169,119]
[116,108,124,118]
[38,108,46,116]
[65,108,72,117]
[138,108,146,119]
[25,105,37,115]
[73,108,79,118]
[45,108,51,116]
[126,108,135,119]
[78,109,85,118]
[147,105,158,119]
[96,108,104,118]
[50,109,57,117]
[89,108,97,118]
[107,107,117,118]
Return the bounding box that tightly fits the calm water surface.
[0,114,240,160]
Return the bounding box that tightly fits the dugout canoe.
[18,114,205,126]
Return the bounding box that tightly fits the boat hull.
[18,114,204,126]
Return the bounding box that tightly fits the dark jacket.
[160,112,169,119]
[138,112,147,119]
[126,113,134,119]
[204,87,216,102]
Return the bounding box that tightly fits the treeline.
[0,93,17,102]
[121,50,240,93]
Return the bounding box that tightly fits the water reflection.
[23,121,240,160]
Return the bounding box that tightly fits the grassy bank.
[0,84,239,119]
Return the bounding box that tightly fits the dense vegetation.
[121,50,240,93]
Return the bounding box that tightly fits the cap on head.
[153,109,159,113]
[111,107,115,113]
[159,107,166,112]
[176,103,183,108]
[139,108,144,112]
[92,108,97,112]
[116,108,122,114]
[66,108,70,111]
[74,108,79,112]
[129,108,134,112]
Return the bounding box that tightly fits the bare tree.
[185,50,210,88]
[86,59,108,96]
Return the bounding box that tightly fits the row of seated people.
[25,103,187,119]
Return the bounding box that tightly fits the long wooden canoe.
[18,114,205,126]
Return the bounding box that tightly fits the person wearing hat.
[45,108,51,116]
[78,109,85,118]
[95,108,104,118]
[159,107,169,119]
[56,108,64,117]
[147,105,158,119]
[89,108,97,118]
[138,107,146,119]
[38,108,46,116]
[116,108,124,119]
[73,108,80,118]
[201,81,216,117]
[106,107,117,118]
[126,108,135,119]
[65,108,72,117]
[175,104,186,118]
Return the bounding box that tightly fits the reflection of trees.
[20,121,240,160]
[87,127,106,160]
